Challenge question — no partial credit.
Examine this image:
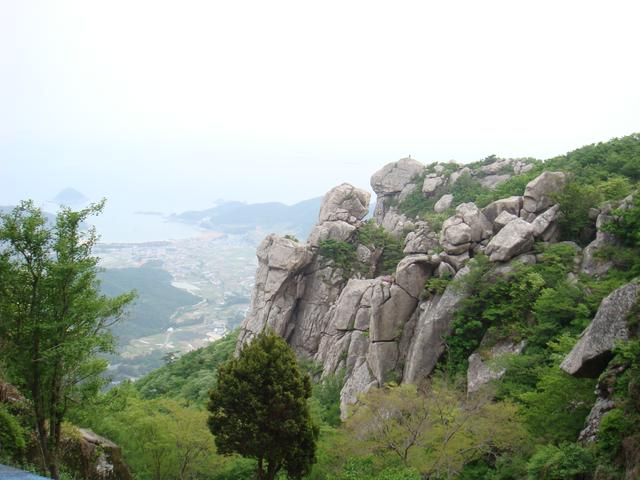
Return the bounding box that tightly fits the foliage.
[207,331,319,480]
[326,456,420,480]
[445,244,589,373]
[285,234,300,242]
[318,239,357,277]
[450,173,490,204]
[0,405,26,460]
[553,180,602,244]
[69,383,219,480]
[526,443,595,480]
[136,330,238,404]
[422,273,452,300]
[346,380,528,478]
[603,194,640,248]
[518,337,596,443]
[0,200,135,479]
[356,221,404,276]
[310,370,344,427]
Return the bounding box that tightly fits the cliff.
[237,155,588,416]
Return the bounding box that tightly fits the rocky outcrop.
[467,340,526,393]
[561,282,640,377]
[482,196,523,223]
[371,158,424,196]
[403,266,471,384]
[522,171,566,214]
[371,158,424,225]
[531,204,561,241]
[403,222,438,254]
[237,160,576,418]
[485,218,534,262]
[237,235,313,348]
[440,203,492,255]
[318,183,370,223]
[578,396,616,443]
[580,195,633,277]
[434,194,453,213]
[61,428,133,480]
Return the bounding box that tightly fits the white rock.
[434,194,454,213]
[485,218,535,262]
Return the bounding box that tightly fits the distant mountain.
[53,187,89,206]
[171,197,324,238]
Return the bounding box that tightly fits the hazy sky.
[2,0,639,212]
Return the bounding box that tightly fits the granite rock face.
[236,162,589,417]
[467,340,526,393]
[482,196,523,223]
[237,235,313,349]
[440,203,492,255]
[485,218,535,262]
[522,171,566,214]
[434,193,454,213]
[561,282,640,377]
[403,266,471,384]
[318,183,371,223]
[371,157,424,196]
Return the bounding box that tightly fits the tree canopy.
[0,200,134,479]
[207,331,319,480]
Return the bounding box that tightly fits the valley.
[95,233,258,383]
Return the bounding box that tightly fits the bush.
[0,405,25,460]
[603,195,640,248]
[526,443,594,480]
[318,239,358,277]
[451,173,490,204]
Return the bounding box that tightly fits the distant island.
[52,187,89,206]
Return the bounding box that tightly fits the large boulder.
[482,196,523,223]
[237,235,313,349]
[456,203,492,242]
[318,183,371,223]
[493,211,518,233]
[61,427,133,480]
[479,174,511,189]
[561,282,640,377]
[403,222,438,254]
[522,171,566,213]
[439,203,492,255]
[371,158,424,195]
[531,204,561,241]
[395,255,439,299]
[434,193,454,213]
[485,218,534,262]
[581,211,618,277]
[467,340,526,393]
[422,176,445,196]
[403,266,471,383]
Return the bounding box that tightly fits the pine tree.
[207,331,318,480]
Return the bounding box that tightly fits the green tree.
[0,200,135,479]
[207,331,319,480]
[346,381,528,478]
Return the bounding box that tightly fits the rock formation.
[561,281,640,377]
[237,158,575,416]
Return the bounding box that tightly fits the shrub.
[526,443,594,480]
[0,405,25,460]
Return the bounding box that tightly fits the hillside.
[172,196,323,238]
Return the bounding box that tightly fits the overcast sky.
[1,0,639,212]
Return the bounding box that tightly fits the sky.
[1,0,639,213]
